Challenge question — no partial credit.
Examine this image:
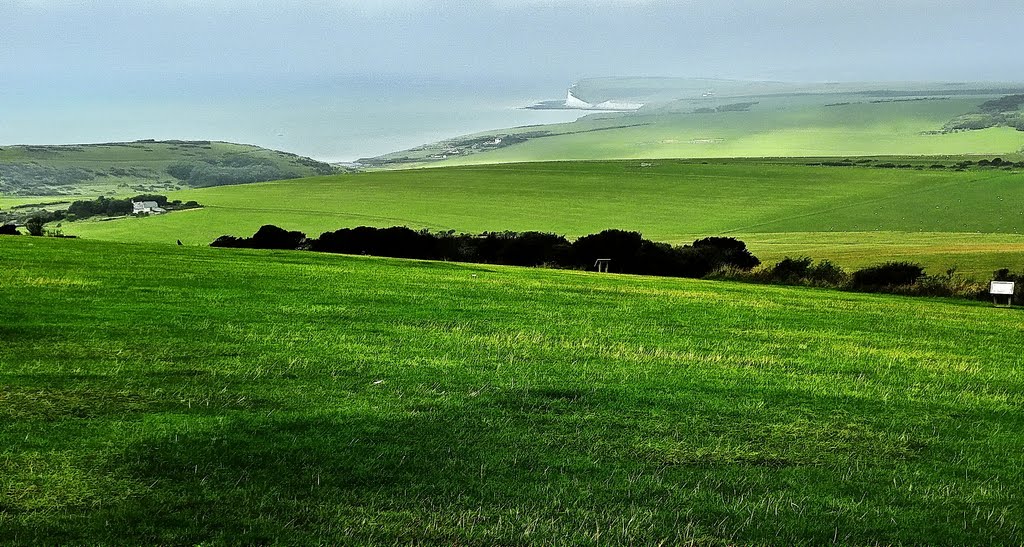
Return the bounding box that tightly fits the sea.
[0,74,584,163]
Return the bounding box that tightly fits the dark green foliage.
[65,195,198,221]
[979,94,1024,113]
[211,225,307,250]
[222,226,760,279]
[293,155,338,175]
[692,237,761,271]
[766,256,814,283]
[761,257,848,286]
[943,95,1024,133]
[716,257,1009,300]
[309,226,442,260]
[165,152,331,188]
[470,231,573,266]
[0,163,96,196]
[18,209,66,236]
[25,216,45,236]
[0,141,338,196]
[992,268,1024,300]
[851,262,925,290]
[0,224,19,236]
[806,259,847,285]
[571,229,645,270]
[67,196,133,219]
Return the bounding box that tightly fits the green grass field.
[367,96,1024,168]
[60,160,1024,277]
[2,236,1023,543]
[446,101,1024,165]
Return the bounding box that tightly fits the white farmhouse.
[131,200,166,215]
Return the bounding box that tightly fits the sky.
[3,0,1022,84]
[2,0,1022,158]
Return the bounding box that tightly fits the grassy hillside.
[0,140,336,197]
[61,160,1024,277]
[365,94,1024,167]
[2,236,1022,543]
[448,101,1024,165]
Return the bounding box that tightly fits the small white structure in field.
[594,258,611,273]
[132,200,165,215]
[990,281,1015,307]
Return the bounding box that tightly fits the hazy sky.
[3,0,1022,84]
[3,0,1021,157]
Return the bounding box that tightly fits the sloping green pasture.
[2,237,1022,543]
[369,97,1024,167]
[444,100,1024,165]
[62,160,1024,277]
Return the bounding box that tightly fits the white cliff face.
[565,88,642,111]
[565,89,594,109]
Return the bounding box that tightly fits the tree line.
[211,225,761,279]
[207,224,1024,302]
[66,194,200,221]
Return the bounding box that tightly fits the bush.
[992,268,1024,300]
[851,262,924,291]
[571,230,645,272]
[25,216,45,236]
[311,226,438,259]
[766,256,813,284]
[752,257,847,287]
[67,196,132,219]
[807,260,847,286]
[166,157,296,187]
[476,231,572,266]
[0,224,19,236]
[691,237,761,271]
[211,225,306,250]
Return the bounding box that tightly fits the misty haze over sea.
[0,74,584,163]
[3,0,1021,161]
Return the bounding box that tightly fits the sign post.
[990,281,1015,308]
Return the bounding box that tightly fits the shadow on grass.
[5,384,1023,544]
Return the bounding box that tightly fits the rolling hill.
[363,79,1024,167]
[0,140,337,197]
[59,159,1024,277]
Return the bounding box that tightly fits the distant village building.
[131,200,165,215]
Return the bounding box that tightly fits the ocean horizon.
[0,74,585,163]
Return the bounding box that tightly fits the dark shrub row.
[211,225,307,250]
[993,268,1024,300]
[211,225,761,278]
[717,256,1019,301]
[850,262,925,291]
[67,196,133,218]
[209,226,1022,302]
